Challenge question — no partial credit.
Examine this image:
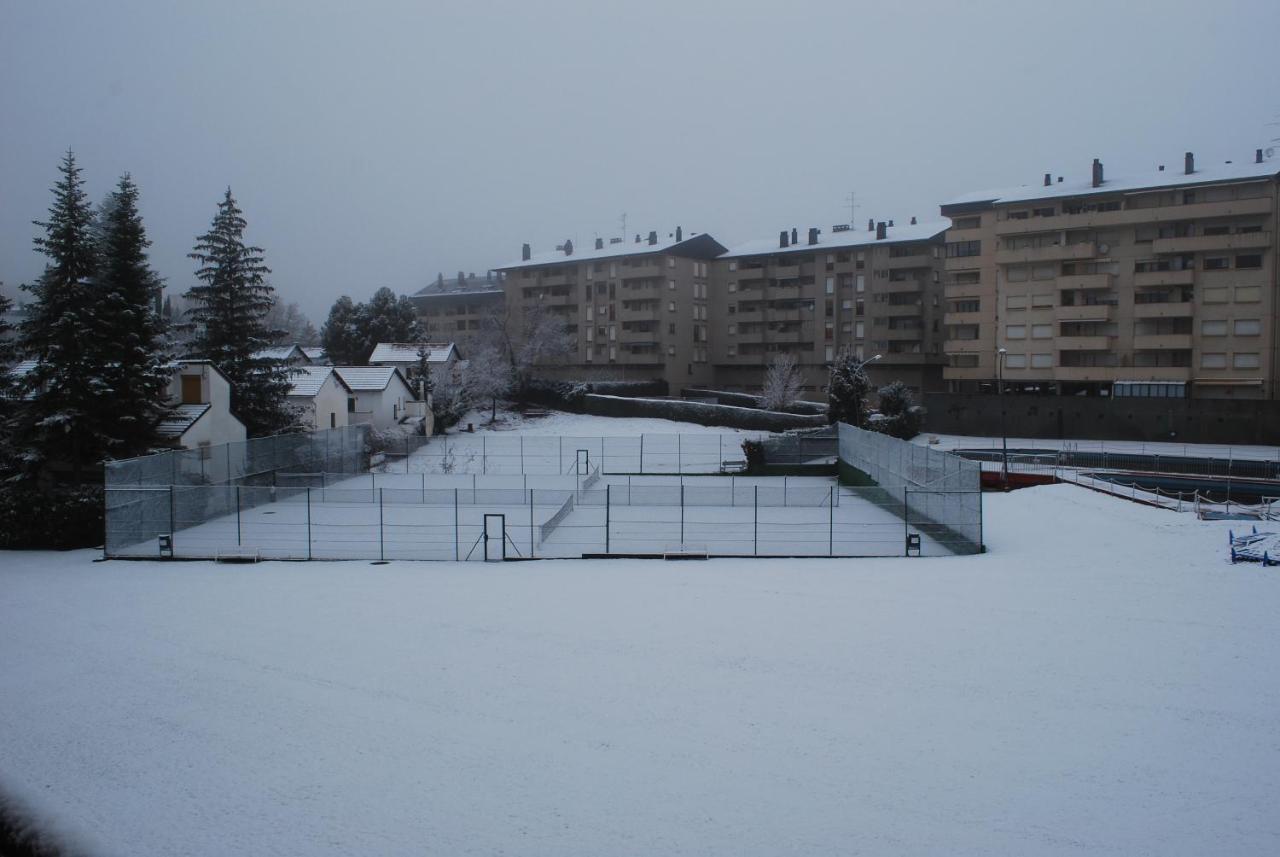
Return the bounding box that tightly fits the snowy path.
[2,485,1278,856]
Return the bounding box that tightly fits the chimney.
[1057,176,1063,183]
[1184,152,1194,175]
[888,219,894,227]
[875,221,887,240]
[1158,165,1165,172]
[563,239,573,256]
[779,230,790,248]
[1091,158,1103,188]
[807,227,819,246]
[635,234,641,243]
[675,226,683,242]
[910,216,917,225]
[791,227,798,245]
[1044,173,1052,187]
[647,230,658,245]
[594,237,604,250]
[867,218,874,232]
[1257,148,1264,164]
[521,243,531,261]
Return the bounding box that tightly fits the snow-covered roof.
[368,342,459,365]
[156,404,209,439]
[495,232,727,271]
[12,359,38,379]
[719,220,950,259]
[253,345,306,362]
[414,276,503,297]
[169,359,233,385]
[943,153,1280,209]
[333,366,415,394]
[287,366,349,398]
[301,347,327,363]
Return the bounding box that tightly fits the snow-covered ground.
[3,484,1279,856]
[454,407,762,437]
[916,432,1280,462]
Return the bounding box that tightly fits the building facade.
[941,150,1280,400]
[712,220,949,397]
[409,274,505,339]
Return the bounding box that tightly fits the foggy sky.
[3,0,1278,324]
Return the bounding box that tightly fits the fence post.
[306,486,313,560]
[640,434,645,473]
[169,485,175,547]
[483,435,487,474]
[605,484,611,554]
[236,485,242,546]
[680,484,685,544]
[678,434,682,474]
[421,473,426,504]
[829,485,834,556]
[454,488,460,561]
[902,489,909,557]
[378,488,385,561]
[753,485,758,556]
[520,436,525,473]
[529,489,535,559]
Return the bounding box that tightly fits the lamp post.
[996,347,1009,490]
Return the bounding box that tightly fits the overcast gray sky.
[3,0,1278,323]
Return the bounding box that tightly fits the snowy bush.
[869,381,923,440]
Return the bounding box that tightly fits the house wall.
[352,380,413,429]
[168,364,246,448]
[290,375,350,431]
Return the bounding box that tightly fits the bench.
[216,548,262,564]
[663,544,709,560]
[523,408,551,419]
[720,459,748,473]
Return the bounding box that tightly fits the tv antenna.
[619,212,627,242]
[845,191,859,226]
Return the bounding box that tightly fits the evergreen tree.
[16,150,105,479]
[0,287,15,406]
[827,351,871,427]
[359,286,420,353]
[871,381,922,440]
[184,188,297,437]
[92,174,173,457]
[320,295,367,364]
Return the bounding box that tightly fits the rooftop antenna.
[619,212,627,243]
[845,191,860,227]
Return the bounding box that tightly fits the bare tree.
[467,301,573,395]
[463,344,513,423]
[760,353,803,410]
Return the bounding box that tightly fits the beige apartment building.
[409,273,505,339]
[492,228,727,388]
[941,149,1280,400]
[711,220,950,397]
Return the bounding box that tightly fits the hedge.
[681,387,828,416]
[581,394,828,431]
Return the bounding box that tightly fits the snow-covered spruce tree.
[871,380,922,440]
[358,286,420,355]
[185,189,298,437]
[760,353,803,411]
[0,288,15,405]
[15,150,105,479]
[91,174,173,458]
[827,350,871,427]
[320,295,367,365]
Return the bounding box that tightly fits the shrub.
[0,482,104,549]
[741,439,765,471]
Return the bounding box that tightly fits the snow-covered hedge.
[523,378,668,408]
[681,387,827,416]
[582,394,828,431]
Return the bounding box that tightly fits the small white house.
[161,360,247,450]
[367,342,460,375]
[287,366,353,431]
[333,366,420,430]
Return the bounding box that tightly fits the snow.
[154,402,210,438]
[914,432,1280,462]
[720,219,950,258]
[3,484,1279,856]
[286,365,339,397]
[368,342,458,365]
[333,365,410,393]
[452,408,761,437]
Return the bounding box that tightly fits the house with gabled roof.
[287,366,353,431]
[163,360,247,450]
[333,366,424,431]
[367,342,461,374]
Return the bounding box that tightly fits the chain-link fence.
[838,423,983,554]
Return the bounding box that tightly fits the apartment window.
[1031,353,1053,369]
[1201,320,1227,336]
[1182,191,1196,205]
[729,260,738,272]
[1233,353,1260,369]
[668,301,676,312]
[1032,265,1055,281]
[668,322,676,334]
[825,277,834,294]
[1006,295,1026,309]
[1031,324,1052,339]
[609,263,617,277]
[1032,207,1055,218]
[945,240,981,258]
[1031,293,1054,308]
[667,346,676,356]
[1007,267,1029,283]
[1004,354,1027,368]
[668,279,676,290]
[609,347,617,361]
[1236,254,1262,269]
[1006,324,1026,339]
[1201,353,1227,369]
[608,325,616,341]
[856,275,865,293]
[1204,257,1229,270]
[1234,319,1261,336]
[823,345,833,361]
[952,216,981,230]
[841,299,852,310]
[1236,286,1261,302]
[728,345,736,356]
[728,324,736,335]
[728,282,737,292]
[855,299,864,316]
[1203,287,1229,303]
[855,321,865,339]
[667,257,675,268]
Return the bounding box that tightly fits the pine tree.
[16,150,105,479]
[359,286,420,355]
[320,295,366,364]
[185,189,297,437]
[0,287,16,406]
[827,351,871,427]
[92,174,173,457]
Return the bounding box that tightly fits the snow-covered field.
[916,432,1280,462]
[3,484,1279,856]
[455,407,760,437]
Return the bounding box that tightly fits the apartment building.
[712,220,949,397]
[493,228,727,388]
[409,273,505,339]
[941,149,1280,400]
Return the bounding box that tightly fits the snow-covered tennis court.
[2,484,1277,856]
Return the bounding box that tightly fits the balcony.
[885,328,924,341]
[1134,269,1194,288]
[1151,231,1271,255]
[772,265,800,279]
[1054,304,1114,323]
[994,196,1274,235]
[883,279,926,294]
[617,304,661,321]
[537,274,574,287]
[943,311,983,326]
[882,303,924,318]
[618,264,662,280]
[884,253,933,269]
[1133,334,1194,350]
[1132,302,1194,319]
[1057,273,1112,291]
[944,282,984,299]
[996,242,1096,265]
[1056,336,1112,351]
[945,339,989,354]
[1051,366,1123,382]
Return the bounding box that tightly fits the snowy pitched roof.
[169,359,233,385]
[253,345,306,363]
[301,347,327,363]
[942,153,1280,209]
[414,276,503,297]
[368,342,460,365]
[333,366,415,394]
[287,366,350,398]
[11,359,38,380]
[494,232,727,271]
[719,220,951,259]
[156,404,210,439]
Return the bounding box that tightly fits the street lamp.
[996,347,1009,490]
[858,353,882,372]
